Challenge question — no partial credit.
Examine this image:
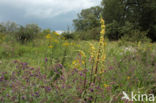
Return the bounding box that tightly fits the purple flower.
[23,62,28,66]
[90,88,94,92]
[35,92,40,97]
[79,72,83,76]
[22,96,25,100]
[57,64,63,69]
[45,86,51,92]
[45,57,48,63]
[109,66,114,70]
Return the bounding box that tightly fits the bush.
[106,20,122,40]
[15,24,41,43]
[120,22,151,42]
[62,32,74,40]
[71,27,100,40]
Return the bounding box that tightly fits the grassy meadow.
[0,29,156,103]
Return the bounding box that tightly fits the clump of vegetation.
[15,24,41,43]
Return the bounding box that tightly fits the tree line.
[72,0,156,42]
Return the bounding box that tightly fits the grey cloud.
[0,0,101,30]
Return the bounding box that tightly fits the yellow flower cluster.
[104,84,109,88]
[89,43,96,58]
[54,31,60,36]
[46,34,51,39]
[63,42,70,46]
[79,50,86,58]
[72,59,83,71]
[48,45,53,48]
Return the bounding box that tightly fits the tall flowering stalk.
[93,17,106,103]
[90,17,106,84]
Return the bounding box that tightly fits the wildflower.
[45,57,48,63]
[103,42,107,46]
[89,43,96,58]
[44,86,51,93]
[72,60,77,65]
[101,54,106,62]
[127,76,130,80]
[93,16,106,83]
[100,29,105,35]
[46,34,51,39]
[63,42,70,46]
[100,18,104,24]
[54,32,60,36]
[48,45,53,48]
[79,50,86,58]
[104,84,109,88]
[82,61,85,64]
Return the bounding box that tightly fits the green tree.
[73,6,102,31]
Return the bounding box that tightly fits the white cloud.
[0,0,101,18]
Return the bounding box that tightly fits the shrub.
[120,22,151,42]
[106,20,122,40]
[15,24,41,43]
[62,32,74,40]
[72,27,100,40]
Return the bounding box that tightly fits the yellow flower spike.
[101,54,106,62]
[79,50,86,58]
[100,29,105,35]
[89,43,96,58]
[101,25,105,29]
[103,42,107,46]
[46,34,51,39]
[100,18,104,24]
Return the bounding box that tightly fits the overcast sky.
[0,0,101,31]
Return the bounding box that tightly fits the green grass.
[0,37,156,103]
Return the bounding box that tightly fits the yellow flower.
[49,45,53,48]
[101,54,106,61]
[101,25,105,29]
[82,61,85,64]
[127,76,130,80]
[100,29,105,35]
[103,42,107,46]
[89,43,96,58]
[79,50,86,58]
[63,42,70,46]
[46,34,51,39]
[104,84,109,88]
[99,69,104,74]
[79,67,83,71]
[100,18,104,24]
[72,60,77,65]
[54,32,60,36]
